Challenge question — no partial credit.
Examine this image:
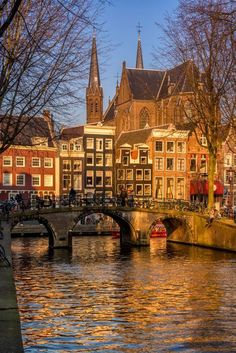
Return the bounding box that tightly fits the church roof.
[126,60,197,100]
[126,68,164,100]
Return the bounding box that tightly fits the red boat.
[111,229,120,238]
[150,222,167,238]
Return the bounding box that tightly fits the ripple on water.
[12,236,236,353]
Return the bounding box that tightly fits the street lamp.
[226,167,234,208]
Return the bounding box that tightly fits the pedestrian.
[69,188,76,206]
[120,188,127,207]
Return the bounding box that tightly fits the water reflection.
[12,236,236,353]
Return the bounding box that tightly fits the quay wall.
[168,214,236,252]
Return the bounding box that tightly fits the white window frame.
[32,174,41,187]
[3,156,12,166]
[144,169,151,181]
[96,138,103,151]
[44,158,53,168]
[155,157,164,171]
[16,156,25,167]
[44,175,53,187]
[136,184,143,196]
[95,171,103,187]
[177,158,186,172]
[166,157,175,171]
[32,157,41,167]
[105,171,112,186]
[96,153,103,166]
[86,153,94,166]
[166,141,175,153]
[86,138,94,149]
[144,184,151,196]
[105,139,113,150]
[177,141,186,153]
[16,174,25,186]
[155,140,163,152]
[3,172,12,186]
[136,169,143,180]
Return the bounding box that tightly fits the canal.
[12,236,236,353]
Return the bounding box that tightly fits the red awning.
[190,180,224,196]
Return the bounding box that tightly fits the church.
[86,31,198,137]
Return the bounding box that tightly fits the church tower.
[136,24,144,69]
[86,35,103,124]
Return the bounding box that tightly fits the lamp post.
[226,167,234,209]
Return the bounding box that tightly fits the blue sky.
[76,0,179,124]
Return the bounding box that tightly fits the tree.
[0,0,106,153]
[154,0,235,207]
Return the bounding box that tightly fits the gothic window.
[139,107,149,129]
[95,100,99,112]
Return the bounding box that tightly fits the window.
[139,107,149,129]
[86,138,94,149]
[166,178,174,199]
[63,174,71,189]
[96,154,103,166]
[73,174,82,190]
[140,156,147,164]
[16,174,25,186]
[44,175,53,187]
[155,141,163,152]
[3,173,12,186]
[3,156,12,166]
[86,153,94,166]
[155,177,163,199]
[32,157,40,167]
[73,160,82,171]
[105,171,112,186]
[122,155,129,165]
[167,158,174,170]
[61,144,68,151]
[190,154,197,172]
[32,175,41,186]
[177,141,186,153]
[105,154,112,166]
[105,139,113,150]
[96,171,103,186]
[200,154,207,173]
[126,169,133,180]
[117,169,125,180]
[16,156,25,167]
[63,160,71,171]
[136,169,143,180]
[136,184,143,195]
[96,138,103,151]
[200,135,207,146]
[234,155,236,166]
[167,141,174,152]
[144,184,151,196]
[126,184,133,193]
[155,157,163,171]
[90,100,93,113]
[176,178,185,199]
[95,100,99,112]
[44,158,53,168]
[144,169,151,180]
[177,158,185,171]
[86,171,94,186]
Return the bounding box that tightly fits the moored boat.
[111,229,120,238]
[150,222,167,238]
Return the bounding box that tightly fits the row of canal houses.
[0,110,235,207]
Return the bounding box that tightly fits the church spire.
[86,34,103,124]
[88,34,101,88]
[136,23,144,69]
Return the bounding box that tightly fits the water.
[12,236,236,353]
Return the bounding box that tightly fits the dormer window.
[31,137,48,146]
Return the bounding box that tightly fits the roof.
[0,115,55,147]
[60,126,84,140]
[116,123,194,148]
[126,68,165,100]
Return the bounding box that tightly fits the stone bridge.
[1,206,236,251]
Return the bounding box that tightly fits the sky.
[76,0,179,124]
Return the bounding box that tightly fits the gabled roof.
[0,115,55,147]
